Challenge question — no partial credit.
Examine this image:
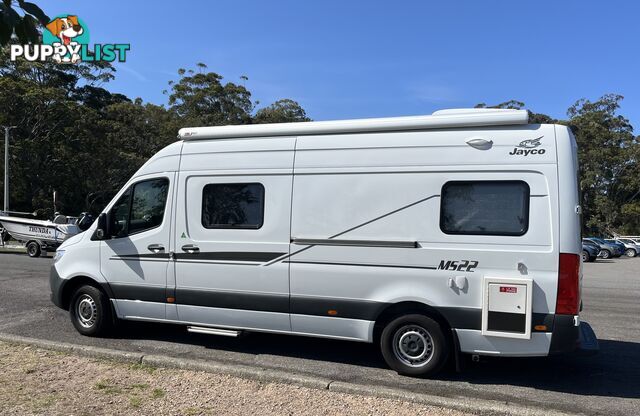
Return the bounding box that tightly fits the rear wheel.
[69,285,113,336]
[380,314,449,377]
[625,248,636,258]
[26,241,41,257]
[600,249,611,259]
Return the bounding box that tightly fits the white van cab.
[50,108,598,376]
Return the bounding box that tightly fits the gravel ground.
[0,342,468,416]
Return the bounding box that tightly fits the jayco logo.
[509,136,545,156]
[10,14,130,64]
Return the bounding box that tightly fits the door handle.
[181,244,200,253]
[147,244,165,253]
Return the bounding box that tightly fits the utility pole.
[2,126,16,212]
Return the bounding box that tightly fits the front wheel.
[26,241,41,257]
[581,250,589,262]
[600,249,611,259]
[625,248,636,258]
[69,285,113,336]
[380,314,449,377]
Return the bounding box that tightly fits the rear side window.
[202,183,265,229]
[440,181,530,236]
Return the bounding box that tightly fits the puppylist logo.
[10,14,130,64]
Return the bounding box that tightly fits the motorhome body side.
[51,112,597,375]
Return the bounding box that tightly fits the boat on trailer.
[0,215,80,257]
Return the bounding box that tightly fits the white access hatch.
[482,277,533,339]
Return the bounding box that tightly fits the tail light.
[556,253,580,315]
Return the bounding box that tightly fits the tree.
[253,99,310,124]
[0,54,311,218]
[165,65,253,126]
[0,0,49,45]
[567,94,639,235]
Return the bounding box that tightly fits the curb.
[0,332,576,416]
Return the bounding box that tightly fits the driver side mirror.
[93,212,111,240]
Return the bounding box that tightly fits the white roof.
[178,108,529,140]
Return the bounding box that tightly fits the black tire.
[625,248,636,258]
[581,250,589,262]
[26,241,41,257]
[380,314,449,377]
[69,285,113,336]
[600,249,611,259]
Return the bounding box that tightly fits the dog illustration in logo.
[46,16,84,63]
[517,136,542,148]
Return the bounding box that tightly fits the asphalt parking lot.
[0,252,638,415]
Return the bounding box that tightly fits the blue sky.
[39,0,640,128]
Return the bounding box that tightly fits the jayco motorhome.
[50,108,598,376]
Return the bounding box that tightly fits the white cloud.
[115,64,148,82]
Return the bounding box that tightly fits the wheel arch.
[372,301,454,344]
[60,275,113,310]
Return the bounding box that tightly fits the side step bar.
[187,326,242,337]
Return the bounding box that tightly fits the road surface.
[0,252,638,415]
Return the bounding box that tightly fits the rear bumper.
[549,315,599,355]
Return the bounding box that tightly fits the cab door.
[100,174,175,320]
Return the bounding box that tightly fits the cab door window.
[111,188,131,238]
[110,178,169,237]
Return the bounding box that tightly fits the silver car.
[612,239,640,257]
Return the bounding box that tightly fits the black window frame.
[109,177,170,238]
[439,180,530,237]
[201,182,265,230]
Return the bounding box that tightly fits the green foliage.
[165,63,253,126]
[0,0,50,45]
[0,53,311,217]
[254,99,310,124]
[567,94,639,235]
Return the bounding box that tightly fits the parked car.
[598,239,626,257]
[607,239,640,257]
[583,237,622,259]
[581,242,599,262]
[619,238,640,245]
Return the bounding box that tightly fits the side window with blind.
[440,181,530,236]
[201,183,265,229]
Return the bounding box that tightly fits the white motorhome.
[50,108,598,376]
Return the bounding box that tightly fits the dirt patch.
[0,342,469,415]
